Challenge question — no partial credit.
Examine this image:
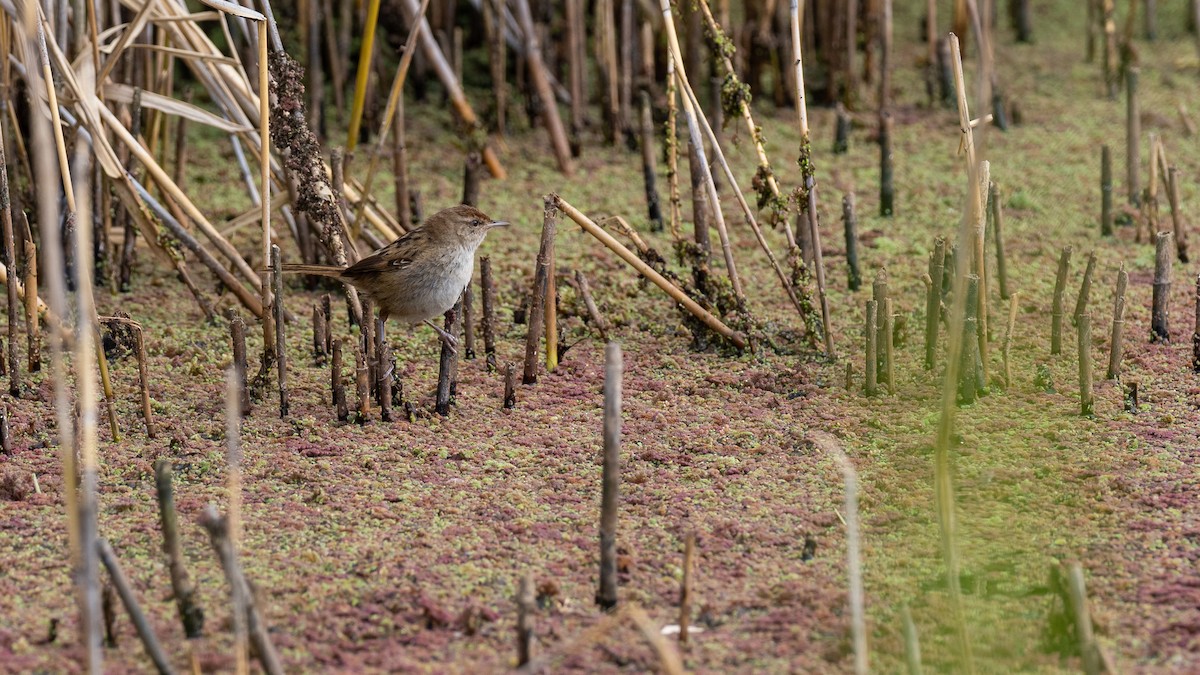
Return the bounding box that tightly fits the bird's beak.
[487,220,510,229]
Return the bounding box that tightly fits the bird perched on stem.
[281,204,508,349]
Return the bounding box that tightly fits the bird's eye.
[471,218,482,227]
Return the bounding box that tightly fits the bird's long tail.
[278,263,345,279]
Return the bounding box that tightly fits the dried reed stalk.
[597,342,621,610]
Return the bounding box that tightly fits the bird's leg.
[424,319,458,354]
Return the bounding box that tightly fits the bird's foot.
[424,319,459,354]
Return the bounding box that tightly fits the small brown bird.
[281,204,508,348]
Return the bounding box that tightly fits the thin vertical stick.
[1067,563,1102,675]
[231,315,250,416]
[503,362,516,408]
[679,532,695,644]
[393,98,412,232]
[879,111,894,217]
[516,574,535,665]
[665,58,682,242]
[865,299,878,397]
[0,102,17,397]
[1078,314,1094,415]
[1143,133,1160,241]
[1192,273,1200,372]
[332,338,348,421]
[991,182,1009,299]
[901,605,923,675]
[481,256,497,371]
[639,90,664,232]
[1103,0,1117,99]
[524,199,557,384]
[873,270,889,384]
[844,194,861,291]
[1003,292,1018,389]
[259,20,275,371]
[1168,167,1188,263]
[435,301,462,416]
[1051,247,1072,355]
[462,283,476,360]
[312,304,327,364]
[134,325,154,438]
[597,342,622,610]
[172,90,191,190]
[223,368,247,674]
[96,540,175,675]
[1152,232,1172,342]
[565,0,585,144]
[545,217,558,373]
[378,322,393,421]
[1126,68,1140,205]
[925,239,946,369]
[355,338,369,421]
[884,298,895,395]
[959,275,982,404]
[1107,267,1128,379]
[22,216,38,373]
[154,459,203,639]
[1101,145,1114,236]
[1073,251,1097,326]
[271,245,287,417]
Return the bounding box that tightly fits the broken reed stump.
[1078,314,1094,415]
[132,323,155,438]
[679,532,695,644]
[332,338,348,421]
[312,303,328,365]
[462,283,476,360]
[524,199,558,385]
[1003,293,1019,390]
[96,539,175,675]
[1051,247,1073,355]
[834,103,851,154]
[597,342,622,610]
[991,182,1010,299]
[154,459,204,639]
[865,300,878,397]
[1107,267,1129,379]
[270,245,287,418]
[1073,251,1098,327]
[884,299,896,395]
[925,239,946,370]
[462,150,482,207]
[1193,274,1200,372]
[574,270,610,341]
[639,90,664,232]
[1067,563,1103,675]
[873,270,889,385]
[379,336,394,422]
[503,363,517,409]
[197,507,284,675]
[436,301,463,416]
[354,337,369,422]
[1168,167,1189,263]
[480,256,498,371]
[23,220,38,373]
[1100,145,1114,236]
[321,294,333,353]
[959,275,983,404]
[843,193,861,291]
[901,605,923,675]
[1127,68,1141,206]
[1152,232,1172,342]
[516,574,535,666]
[879,111,895,217]
[230,315,251,416]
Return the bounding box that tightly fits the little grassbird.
[281,204,508,349]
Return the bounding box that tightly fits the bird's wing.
[342,228,426,278]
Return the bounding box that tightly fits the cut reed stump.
[270,245,287,417]
[332,338,348,422]
[639,90,664,232]
[1152,232,1172,342]
[480,256,498,371]
[312,303,328,365]
[959,275,983,405]
[1,122,18,397]
[1078,315,1094,415]
[982,184,1005,303]
[865,300,878,397]
[1168,167,1189,263]
[154,459,204,639]
[925,238,946,369]
[873,269,889,384]
[597,342,622,610]
[1193,273,1200,372]
[1003,293,1019,390]
[462,285,477,361]
[516,574,535,666]
[1066,563,1103,675]
[435,300,463,416]
[1108,266,1129,379]
[884,299,896,395]
[1051,247,1073,355]
[524,198,558,384]
[503,363,517,409]
[1073,251,1097,327]
[230,315,251,416]
[844,193,861,291]
[1100,146,1113,236]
